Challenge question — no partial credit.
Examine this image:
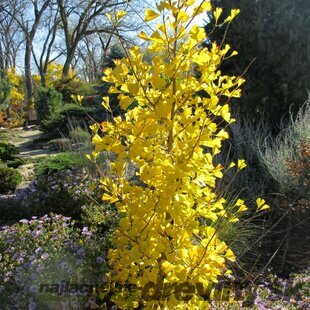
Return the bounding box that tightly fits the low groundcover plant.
[0,214,110,308]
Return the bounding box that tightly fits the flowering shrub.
[90,1,269,308]
[208,268,310,309]
[0,169,118,230]
[251,269,310,309]
[0,214,110,309]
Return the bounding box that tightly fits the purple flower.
[87,297,96,304]
[15,278,22,286]
[82,227,92,237]
[35,247,43,254]
[29,298,36,310]
[19,219,29,224]
[76,247,85,257]
[96,257,104,264]
[31,230,42,238]
[41,253,49,260]
[16,257,24,264]
[28,285,37,293]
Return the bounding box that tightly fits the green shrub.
[0,142,19,161]
[34,153,80,176]
[0,167,22,194]
[41,104,93,135]
[54,76,82,104]
[0,197,28,224]
[34,87,63,123]
[58,104,93,118]
[261,97,310,198]
[259,97,310,273]
[6,157,25,168]
[75,82,99,96]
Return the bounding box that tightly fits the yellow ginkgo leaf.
[214,7,223,23]
[225,248,235,262]
[193,1,212,15]
[145,9,160,22]
[138,31,150,41]
[102,193,119,203]
[102,96,111,111]
[106,13,112,22]
[235,199,245,206]
[237,205,248,213]
[256,198,270,212]
[228,162,236,169]
[224,8,240,23]
[184,0,195,7]
[116,10,127,21]
[237,159,247,170]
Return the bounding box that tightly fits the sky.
[24,0,210,75]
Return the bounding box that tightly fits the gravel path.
[10,126,59,190]
[12,126,57,159]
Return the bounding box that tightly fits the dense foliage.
[91,1,268,308]
[0,166,22,194]
[0,170,105,225]
[41,104,93,136]
[34,153,78,176]
[0,142,19,161]
[205,0,310,126]
[34,87,62,123]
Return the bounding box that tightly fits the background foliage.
[205,0,310,126]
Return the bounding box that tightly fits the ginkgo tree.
[90,0,269,308]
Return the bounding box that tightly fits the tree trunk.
[0,43,4,78]
[40,68,46,87]
[24,38,33,128]
[62,50,75,78]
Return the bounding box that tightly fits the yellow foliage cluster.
[33,62,75,88]
[90,0,269,308]
[6,67,24,105]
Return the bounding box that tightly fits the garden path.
[12,126,56,159]
[10,126,58,190]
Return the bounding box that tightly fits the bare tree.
[0,0,52,124]
[32,4,63,87]
[0,9,24,78]
[74,33,113,81]
[56,0,131,78]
